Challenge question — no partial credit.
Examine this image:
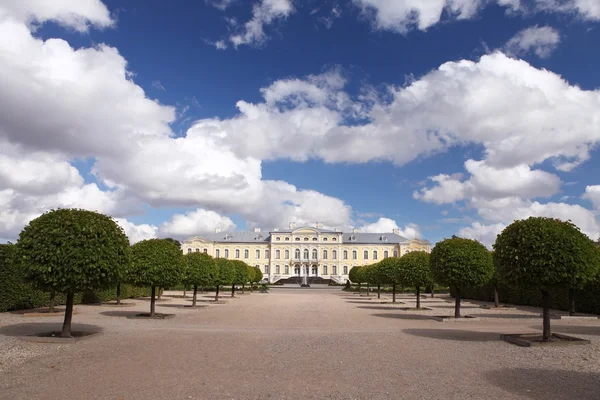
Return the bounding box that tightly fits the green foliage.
[364,263,386,285]
[494,217,600,290]
[214,258,235,286]
[130,239,185,288]
[253,266,263,283]
[0,243,31,311]
[230,260,250,284]
[348,266,363,283]
[397,251,432,287]
[163,238,181,248]
[246,265,256,284]
[377,257,404,285]
[430,236,493,289]
[16,209,131,293]
[185,252,216,288]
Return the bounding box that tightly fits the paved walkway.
[0,289,599,399]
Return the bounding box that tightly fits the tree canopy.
[253,266,263,283]
[348,266,363,284]
[377,257,403,285]
[430,237,493,289]
[129,239,184,288]
[214,258,235,287]
[397,251,432,288]
[17,209,130,293]
[185,252,216,288]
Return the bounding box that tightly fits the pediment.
[182,236,213,244]
[292,227,319,234]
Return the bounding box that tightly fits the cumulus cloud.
[458,222,506,248]
[353,0,599,34]
[229,0,294,47]
[114,218,158,244]
[359,218,421,239]
[583,185,600,210]
[504,25,561,58]
[158,209,236,239]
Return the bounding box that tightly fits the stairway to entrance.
[277,276,331,285]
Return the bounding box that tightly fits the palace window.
[256,249,260,258]
[305,237,309,241]
[393,250,398,257]
[312,249,318,259]
[295,249,301,259]
[384,250,389,258]
[276,237,280,241]
[244,249,249,259]
[295,237,300,241]
[187,248,192,254]
[405,249,410,254]
[343,266,348,274]
[323,265,328,275]
[364,250,368,260]
[304,249,309,259]
[343,250,348,260]
[215,249,220,258]
[235,249,240,259]
[332,237,337,241]
[373,250,378,260]
[323,250,328,260]
[312,266,318,275]
[224,249,229,258]
[203,248,208,254]
[285,266,289,274]
[332,250,337,260]
[265,249,270,259]
[285,237,290,241]
[264,265,269,274]
[285,249,290,259]
[352,250,357,260]
[312,237,317,241]
[195,248,199,253]
[275,250,280,259]
[276,265,280,274]
[323,237,328,241]
[333,266,337,275]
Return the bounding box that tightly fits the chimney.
[215,228,221,233]
[334,228,340,232]
[289,222,296,229]
[254,228,261,233]
[273,228,279,232]
[316,222,323,229]
[392,228,400,235]
[352,228,358,233]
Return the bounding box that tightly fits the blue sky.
[1,0,600,245]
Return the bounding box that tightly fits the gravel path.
[0,288,599,399]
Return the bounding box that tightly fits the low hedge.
[1,243,151,312]
[453,282,600,315]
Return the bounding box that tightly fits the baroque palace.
[181,223,431,283]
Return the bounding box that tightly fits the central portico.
[181,222,432,283]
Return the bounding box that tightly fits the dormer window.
[276,237,281,241]
[224,234,232,240]
[255,235,263,240]
[349,235,355,241]
[380,235,387,242]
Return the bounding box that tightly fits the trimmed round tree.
[366,262,385,299]
[430,236,493,318]
[397,251,432,309]
[494,217,600,341]
[348,266,363,293]
[244,265,255,293]
[16,209,130,337]
[230,260,249,298]
[130,239,185,317]
[253,266,263,286]
[378,257,403,303]
[185,253,217,307]
[214,258,235,301]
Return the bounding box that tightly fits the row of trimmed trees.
[349,217,600,342]
[10,208,263,338]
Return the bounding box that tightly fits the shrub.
[397,252,432,309]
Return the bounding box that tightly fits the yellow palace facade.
[181,223,431,283]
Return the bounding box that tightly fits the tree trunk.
[49,288,55,313]
[192,285,198,307]
[358,283,361,294]
[231,284,236,298]
[542,289,551,342]
[242,283,245,294]
[183,285,187,298]
[116,282,121,305]
[200,286,204,293]
[150,285,156,317]
[157,287,162,300]
[366,283,370,297]
[568,288,575,316]
[392,283,396,303]
[494,284,499,308]
[377,284,381,299]
[215,285,220,302]
[454,287,461,318]
[416,286,421,309]
[431,286,435,298]
[60,291,75,338]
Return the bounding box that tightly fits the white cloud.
[0,0,114,31]
[114,218,158,244]
[206,0,237,11]
[353,0,598,34]
[359,217,421,239]
[229,0,294,47]
[583,185,600,210]
[214,40,228,50]
[458,222,506,248]
[504,25,561,58]
[158,208,236,239]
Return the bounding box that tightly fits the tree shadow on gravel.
[535,325,600,336]
[157,304,204,308]
[357,306,412,311]
[0,322,102,337]
[346,300,395,304]
[431,305,480,309]
[474,313,540,319]
[370,313,435,321]
[100,310,142,318]
[484,368,600,400]
[403,328,500,342]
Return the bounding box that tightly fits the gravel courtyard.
[1,287,599,400]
